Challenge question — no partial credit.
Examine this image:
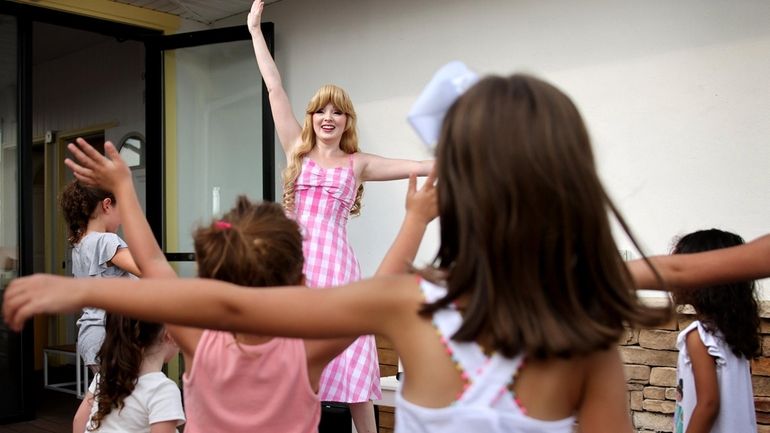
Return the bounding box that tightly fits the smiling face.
[312,103,347,144]
[302,84,358,153]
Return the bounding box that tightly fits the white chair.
[43,344,90,398]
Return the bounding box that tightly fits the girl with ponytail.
[59,179,141,371]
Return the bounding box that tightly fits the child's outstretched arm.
[629,233,770,291]
[3,273,417,340]
[357,152,433,182]
[65,138,202,358]
[247,0,301,155]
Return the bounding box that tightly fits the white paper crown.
[407,61,479,149]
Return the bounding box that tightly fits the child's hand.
[3,275,85,331]
[247,0,264,35]
[65,138,132,193]
[405,168,437,225]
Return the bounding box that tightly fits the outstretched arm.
[357,152,433,182]
[629,233,770,291]
[65,138,202,359]
[247,0,302,155]
[3,273,419,340]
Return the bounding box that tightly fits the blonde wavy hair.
[282,84,364,216]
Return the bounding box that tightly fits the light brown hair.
[194,196,304,287]
[282,84,364,216]
[420,74,670,359]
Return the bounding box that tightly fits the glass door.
[145,24,275,277]
[144,24,275,382]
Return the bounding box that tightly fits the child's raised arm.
[376,171,437,275]
[65,139,175,281]
[65,138,202,359]
[247,0,301,155]
[629,233,770,291]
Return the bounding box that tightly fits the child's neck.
[139,347,166,376]
[86,218,109,234]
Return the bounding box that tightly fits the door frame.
[0,2,161,422]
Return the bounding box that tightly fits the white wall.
[219,0,770,293]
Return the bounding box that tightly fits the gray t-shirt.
[73,232,135,330]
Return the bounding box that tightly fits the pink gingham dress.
[294,155,382,403]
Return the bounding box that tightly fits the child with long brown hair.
[248,1,432,429]
[59,180,140,371]
[45,137,435,433]
[72,313,184,433]
[9,74,770,432]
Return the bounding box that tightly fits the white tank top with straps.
[394,279,576,433]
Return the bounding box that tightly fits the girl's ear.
[164,330,179,346]
[102,197,113,212]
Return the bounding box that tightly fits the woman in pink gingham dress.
[249,2,432,429]
[294,155,376,403]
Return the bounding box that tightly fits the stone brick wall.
[622,301,770,432]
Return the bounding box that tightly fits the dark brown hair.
[673,229,760,359]
[89,314,164,431]
[194,196,304,287]
[59,180,115,245]
[420,74,670,359]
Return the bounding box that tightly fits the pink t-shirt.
[183,330,320,433]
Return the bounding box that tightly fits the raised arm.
[247,0,302,155]
[629,233,770,291]
[376,170,437,275]
[356,152,433,182]
[65,138,202,358]
[66,139,175,280]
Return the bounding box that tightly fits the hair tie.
[214,220,232,230]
